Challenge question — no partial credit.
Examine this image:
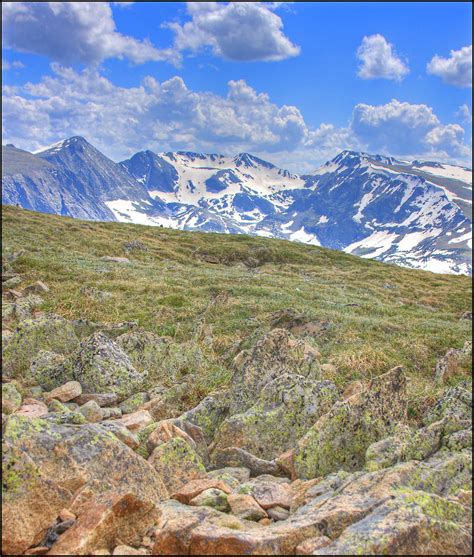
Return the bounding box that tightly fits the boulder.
[294,366,407,479]
[23,281,50,295]
[148,437,207,493]
[70,332,146,399]
[116,331,169,378]
[211,446,286,478]
[116,410,153,432]
[434,341,472,384]
[45,381,82,403]
[99,421,140,449]
[172,478,233,504]
[2,314,79,379]
[2,414,168,553]
[212,374,338,460]
[423,385,472,426]
[14,295,44,321]
[79,400,104,423]
[46,493,159,556]
[73,393,120,407]
[181,392,230,443]
[227,493,268,521]
[14,398,49,418]
[119,392,149,415]
[30,351,69,391]
[209,467,251,485]
[240,475,293,510]
[2,383,22,414]
[189,488,230,512]
[229,328,321,415]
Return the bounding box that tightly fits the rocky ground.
[2,245,473,555]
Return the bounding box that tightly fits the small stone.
[189,488,230,512]
[116,410,154,432]
[24,281,50,295]
[171,478,233,504]
[79,400,103,423]
[267,505,289,521]
[46,381,82,403]
[227,493,268,521]
[101,256,131,264]
[259,518,272,526]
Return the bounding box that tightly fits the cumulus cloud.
[356,34,409,81]
[427,45,472,88]
[350,99,469,158]
[2,67,470,169]
[166,2,300,62]
[457,104,472,124]
[2,2,175,65]
[2,59,24,71]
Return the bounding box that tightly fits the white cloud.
[2,2,176,65]
[2,59,24,71]
[427,45,472,88]
[457,104,472,124]
[351,99,469,158]
[356,34,409,81]
[2,67,470,170]
[166,2,300,62]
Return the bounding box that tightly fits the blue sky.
[2,2,472,171]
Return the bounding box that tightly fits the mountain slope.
[2,137,472,275]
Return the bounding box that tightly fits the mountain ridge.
[2,136,472,275]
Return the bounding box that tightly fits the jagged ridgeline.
[2,137,472,275]
[2,205,472,555]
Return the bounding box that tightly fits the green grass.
[2,205,472,419]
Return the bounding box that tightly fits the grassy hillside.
[2,205,472,420]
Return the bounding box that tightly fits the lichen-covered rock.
[116,409,153,432]
[435,341,472,384]
[99,421,139,449]
[2,414,168,552]
[294,366,407,479]
[189,488,230,512]
[116,330,169,378]
[210,446,286,478]
[212,375,338,460]
[2,314,79,379]
[148,437,207,493]
[147,420,196,454]
[423,385,472,426]
[70,332,147,399]
[47,399,72,414]
[227,493,268,521]
[30,350,69,391]
[171,478,233,504]
[182,392,230,443]
[119,392,149,415]
[45,381,82,403]
[229,329,321,415]
[209,467,251,485]
[2,383,22,414]
[313,489,472,555]
[239,475,293,510]
[14,398,49,418]
[43,492,159,556]
[79,400,104,423]
[73,392,120,407]
[13,294,44,321]
[23,281,50,295]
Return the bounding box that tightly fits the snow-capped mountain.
[2,137,472,275]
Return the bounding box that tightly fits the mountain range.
[2,136,472,275]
